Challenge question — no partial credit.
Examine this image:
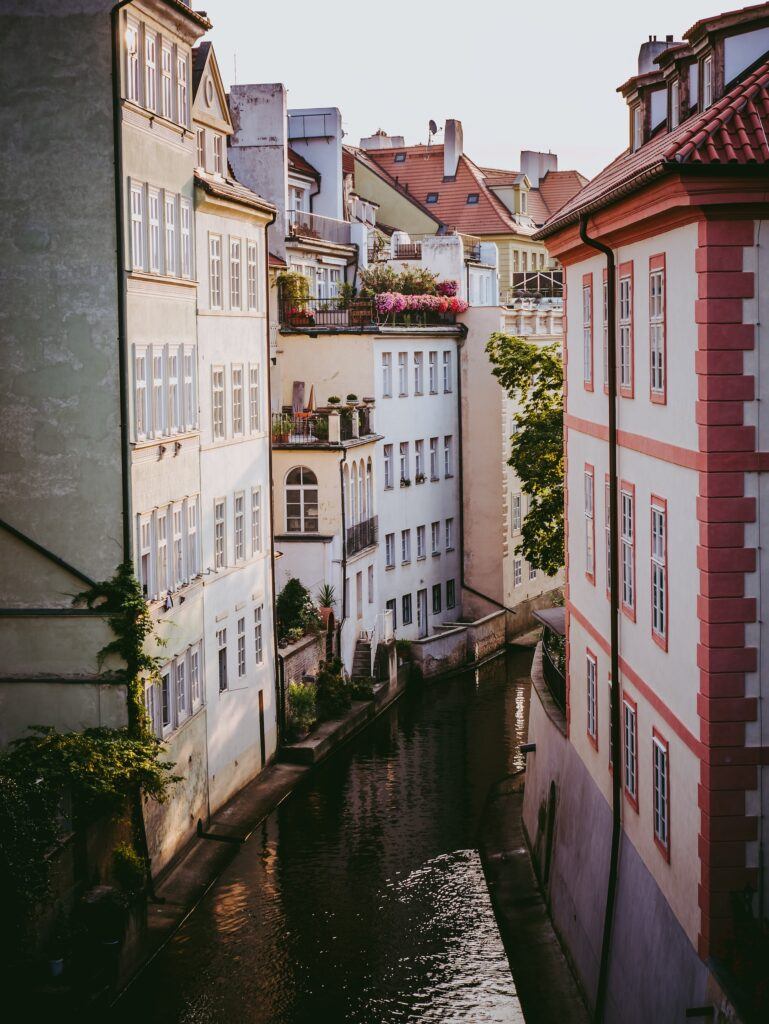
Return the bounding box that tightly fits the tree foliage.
[486,331,564,575]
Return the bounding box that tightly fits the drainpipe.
[579,214,620,1024]
[263,208,284,741]
[339,449,349,654]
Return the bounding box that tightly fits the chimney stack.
[520,150,558,187]
[444,119,463,179]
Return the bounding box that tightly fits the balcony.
[507,270,563,301]
[286,209,352,247]
[271,406,374,446]
[534,608,566,714]
[279,294,461,331]
[346,515,378,557]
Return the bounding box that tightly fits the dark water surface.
[114,648,533,1023]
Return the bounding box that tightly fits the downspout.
[111,0,133,560]
[339,449,349,651]
[263,209,284,742]
[579,214,620,1024]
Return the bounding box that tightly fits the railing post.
[328,411,341,444]
[352,409,360,438]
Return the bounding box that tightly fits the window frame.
[129,181,146,272]
[446,579,456,609]
[401,529,411,564]
[651,495,668,650]
[249,364,261,433]
[125,18,140,104]
[652,729,671,860]
[381,352,393,398]
[618,261,634,398]
[251,486,262,555]
[231,364,244,435]
[234,491,245,563]
[217,627,228,693]
[649,254,666,404]
[442,350,452,393]
[285,466,319,534]
[383,444,394,489]
[584,464,595,584]
[385,532,395,569]
[444,435,454,478]
[229,237,242,310]
[582,273,594,391]
[623,693,639,812]
[209,233,223,309]
[586,650,598,749]
[247,240,259,310]
[214,498,226,569]
[212,366,226,441]
[402,593,413,625]
[620,481,636,621]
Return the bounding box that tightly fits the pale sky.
[206,0,708,179]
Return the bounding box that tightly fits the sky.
[205,0,709,179]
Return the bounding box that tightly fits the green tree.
[485,331,564,575]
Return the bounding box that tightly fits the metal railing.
[393,241,422,260]
[541,629,566,713]
[510,270,563,298]
[346,515,378,557]
[279,292,459,331]
[286,209,352,246]
[271,407,374,445]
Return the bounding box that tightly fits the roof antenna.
[233,52,238,85]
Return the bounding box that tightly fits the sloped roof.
[192,41,211,95]
[539,170,590,213]
[288,147,321,182]
[536,58,769,238]
[346,145,444,227]
[195,169,276,215]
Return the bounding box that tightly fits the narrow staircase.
[351,639,372,680]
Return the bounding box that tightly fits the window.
[426,192,439,203]
[670,79,680,130]
[651,499,667,646]
[237,617,246,677]
[414,353,424,395]
[582,275,593,389]
[181,200,192,278]
[466,193,479,204]
[230,238,242,309]
[145,32,157,111]
[445,517,454,551]
[428,521,439,555]
[187,499,199,577]
[386,598,397,628]
[702,55,713,109]
[584,465,595,582]
[520,190,528,214]
[213,134,223,175]
[417,589,427,635]
[368,564,374,604]
[623,697,638,809]
[247,241,258,310]
[381,353,393,397]
[400,442,410,484]
[428,351,438,393]
[618,266,633,395]
[401,529,411,564]
[135,350,148,440]
[529,564,537,580]
[161,44,173,118]
[432,584,442,614]
[251,487,262,555]
[164,194,177,276]
[602,274,609,391]
[212,366,225,440]
[254,606,263,665]
[249,365,261,432]
[234,493,245,562]
[214,499,226,568]
[209,235,222,309]
[632,104,642,151]
[155,510,168,595]
[402,593,413,625]
[415,439,424,479]
[447,579,456,608]
[147,189,161,273]
[384,444,394,489]
[232,365,244,435]
[429,438,439,480]
[385,532,395,568]
[172,504,184,587]
[417,525,426,559]
[286,466,318,532]
[176,657,187,720]
[398,352,408,395]
[217,628,228,692]
[443,351,452,392]
[586,652,597,745]
[190,644,201,706]
[139,517,152,597]
[125,20,140,102]
[513,559,522,587]
[176,53,188,126]
[511,494,522,535]
[394,152,406,163]
[621,484,635,617]
[649,258,666,400]
[167,347,180,433]
[160,671,172,730]
[151,350,164,437]
[444,435,454,477]
[130,183,145,270]
[653,732,670,856]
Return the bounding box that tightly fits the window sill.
[401,560,411,567]
[417,555,426,562]
[122,99,192,137]
[133,429,200,450]
[384,484,394,491]
[446,547,455,553]
[128,269,197,288]
[432,551,440,558]
[385,564,395,571]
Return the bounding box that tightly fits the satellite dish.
[429,119,438,135]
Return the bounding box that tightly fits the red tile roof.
[288,147,320,182]
[536,58,769,238]
[195,169,276,215]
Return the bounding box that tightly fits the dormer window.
[669,79,680,130]
[213,134,223,175]
[394,153,406,163]
[702,55,713,109]
[426,192,439,204]
[196,127,206,170]
[688,63,699,110]
[466,193,479,205]
[632,104,643,151]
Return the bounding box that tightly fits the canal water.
[114,647,533,1024]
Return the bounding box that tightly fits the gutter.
[579,214,621,1024]
[339,449,349,634]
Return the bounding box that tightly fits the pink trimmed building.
[523,4,769,1021]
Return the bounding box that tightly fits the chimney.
[444,119,463,179]
[637,35,673,75]
[360,130,405,150]
[520,150,558,187]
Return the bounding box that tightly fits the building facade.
[524,5,769,1020]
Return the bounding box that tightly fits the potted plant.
[337,282,356,310]
[277,270,310,319]
[415,472,426,484]
[400,477,411,488]
[346,393,358,405]
[272,413,293,443]
[328,395,341,406]
[317,583,336,610]
[286,681,317,741]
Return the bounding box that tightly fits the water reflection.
[115,648,532,1023]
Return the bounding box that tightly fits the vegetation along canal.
[114,647,533,1023]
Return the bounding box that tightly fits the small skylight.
[466,193,479,205]
[394,153,406,163]
[426,192,439,204]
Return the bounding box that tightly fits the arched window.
[343,463,350,524]
[358,458,366,521]
[350,462,359,525]
[286,467,318,533]
[366,458,373,518]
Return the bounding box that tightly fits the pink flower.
[437,280,459,297]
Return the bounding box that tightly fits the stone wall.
[281,634,324,685]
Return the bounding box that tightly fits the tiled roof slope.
[346,145,444,227]
[537,58,769,237]
[195,169,276,214]
[288,147,321,181]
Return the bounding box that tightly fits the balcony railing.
[286,209,352,247]
[279,293,459,331]
[509,270,563,299]
[346,515,378,557]
[271,406,374,445]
